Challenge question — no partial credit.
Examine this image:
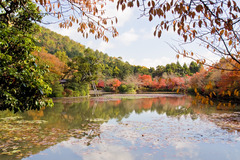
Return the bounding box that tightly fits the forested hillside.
[33,27,202,97]
[35,27,200,79]
[35,28,85,58]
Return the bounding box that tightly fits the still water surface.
[1,94,240,160]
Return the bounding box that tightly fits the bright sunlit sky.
[42,2,219,68]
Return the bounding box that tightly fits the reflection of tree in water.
[153,97,194,118]
[0,101,101,160]
[1,96,233,159]
[64,97,197,122]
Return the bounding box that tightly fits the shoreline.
[52,93,186,103]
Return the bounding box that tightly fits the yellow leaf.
[209,92,212,98]
[194,88,197,93]
[229,40,232,46]
[221,91,225,96]
[220,30,224,35]
[237,91,239,97]
[176,89,180,93]
[210,100,214,106]
[228,102,231,107]
[212,91,216,96]
[227,90,231,96]
[217,103,221,109]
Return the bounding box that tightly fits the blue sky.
[42,2,218,68]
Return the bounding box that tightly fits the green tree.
[65,55,100,95]
[54,51,69,63]
[134,66,151,75]
[189,61,200,74]
[165,64,173,74]
[149,67,155,76]
[153,65,165,77]
[183,63,190,76]
[176,61,183,76]
[113,66,121,78]
[51,80,64,97]
[0,0,53,112]
[35,27,85,58]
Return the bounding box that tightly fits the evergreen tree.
[0,0,53,111]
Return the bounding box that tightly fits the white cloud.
[177,57,194,66]
[172,141,199,159]
[45,24,85,43]
[98,41,115,52]
[83,143,134,160]
[116,28,139,45]
[139,27,156,40]
[196,50,220,64]
[104,2,134,27]
[142,57,173,67]
[124,57,173,68]
[57,137,134,160]
[85,41,94,49]
[176,44,221,66]
[124,58,137,65]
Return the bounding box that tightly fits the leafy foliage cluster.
[33,27,202,98]
[0,0,53,112]
[33,0,118,41]
[98,74,189,94]
[117,0,240,70]
[36,27,200,78]
[35,28,85,58]
[2,0,239,112]
[190,59,240,106]
[152,61,201,77]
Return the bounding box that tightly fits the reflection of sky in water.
[24,110,240,160]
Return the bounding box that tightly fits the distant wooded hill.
[35,27,201,80]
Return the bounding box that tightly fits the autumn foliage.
[190,59,240,104]
[34,0,118,41]
[101,74,191,93]
[117,0,240,70]
[105,78,122,91]
[137,74,187,91]
[139,75,152,87]
[33,48,68,76]
[97,80,105,88]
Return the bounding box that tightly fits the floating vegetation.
[1,95,240,159]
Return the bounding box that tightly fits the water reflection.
[0,95,240,160]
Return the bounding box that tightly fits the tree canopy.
[32,0,240,70]
[6,0,240,69]
[1,0,239,111]
[116,0,240,70]
[0,0,53,112]
[33,0,118,41]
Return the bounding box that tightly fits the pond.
[1,94,240,160]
